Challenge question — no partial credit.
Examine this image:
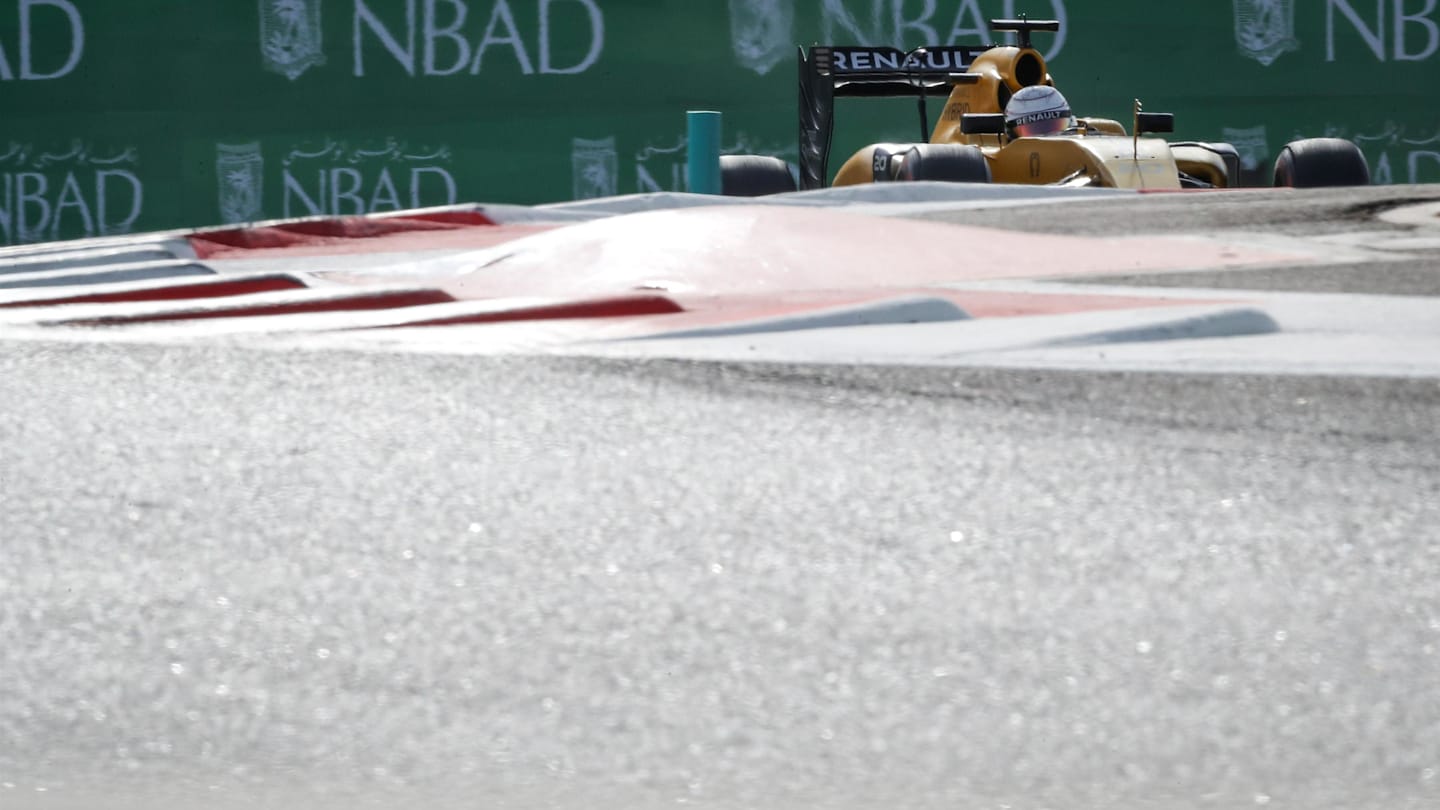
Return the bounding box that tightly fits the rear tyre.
[1273,138,1370,188]
[719,155,797,197]
[895,144,991,183]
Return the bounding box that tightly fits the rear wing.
[798,44,991,190]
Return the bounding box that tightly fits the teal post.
[686,111,723,195]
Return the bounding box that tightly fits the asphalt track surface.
[913,186,1440,296]
[3,188,1440,810]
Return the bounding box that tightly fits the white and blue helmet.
[1005,85,1076,138]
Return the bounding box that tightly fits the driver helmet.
[1004,85,1076,138]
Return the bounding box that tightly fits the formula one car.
[721,17,1371,195]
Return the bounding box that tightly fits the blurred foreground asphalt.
[2,341,1438,810]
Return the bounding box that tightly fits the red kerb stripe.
[65,289,456,326]
[0,275,305,308]
[188,212,498,258]
[380,295,685,328]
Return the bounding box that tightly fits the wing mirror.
[961,113,1006,135]
[1136,112,1174,135]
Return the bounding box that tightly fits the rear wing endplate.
[798,44,991,190]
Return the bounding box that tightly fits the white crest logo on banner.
[729,0,795,76]
[216,142,266,223]
[1233,0,1299,66]
[260,0,326,80]
[572,137,618,199]
[1221,125,1270,171]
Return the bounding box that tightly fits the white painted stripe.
[628,296,970,341]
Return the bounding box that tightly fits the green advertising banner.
[2,0,1439,244]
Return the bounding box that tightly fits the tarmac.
[1,183,1439,810]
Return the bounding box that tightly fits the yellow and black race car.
[721,17,1370,195]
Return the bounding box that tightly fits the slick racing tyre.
[1273,138,1371,188]
[881,143,992,184]
[719,155,798,197]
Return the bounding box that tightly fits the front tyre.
[1273,138,1371,188]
